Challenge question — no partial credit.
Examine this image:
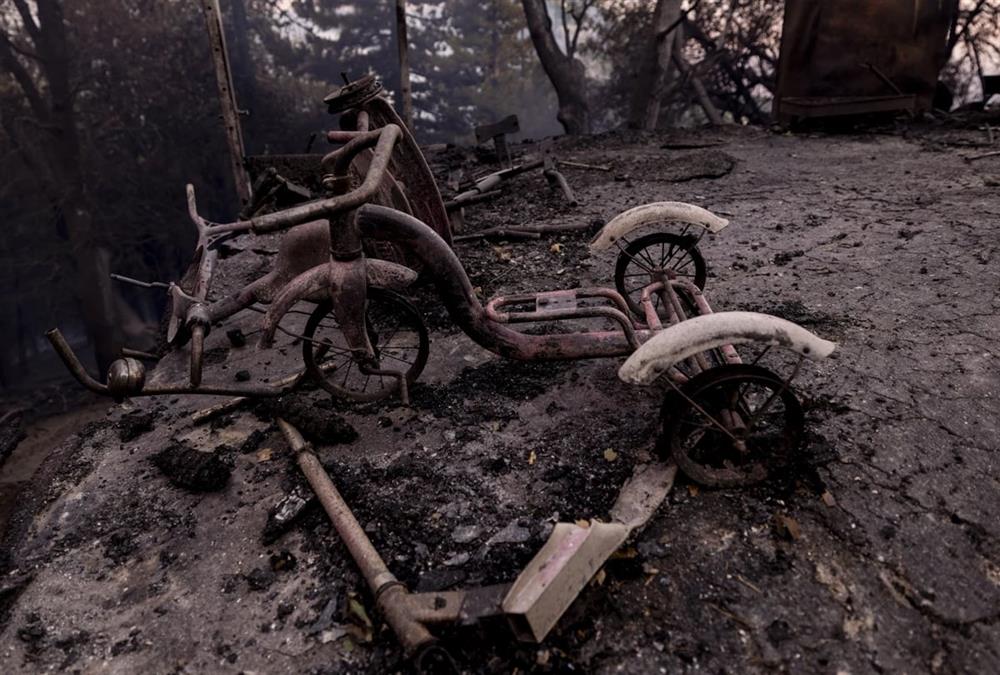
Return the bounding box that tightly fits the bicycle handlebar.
[187,123,404,237]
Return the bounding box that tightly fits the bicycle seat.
[324,74,384,114]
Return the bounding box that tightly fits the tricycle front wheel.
[614,232,706,319]
[658,363,803,487]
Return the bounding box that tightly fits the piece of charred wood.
[152,442,231,492]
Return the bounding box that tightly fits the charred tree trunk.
[394,0,414,131]
[1,0,122,372]
[683,19,764,124]
[629,0,683,130]
[227,0,257,119]
[520,0,591,135]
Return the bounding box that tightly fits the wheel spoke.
[661,244,681,268]
[380,351,417,366]
[303,291,428,401]
[627,256,655,274]
[664,377,742,444]
[636,246,659,268]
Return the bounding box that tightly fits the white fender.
[619,311,837,385]
[590,201,729,252]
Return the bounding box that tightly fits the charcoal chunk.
[152,443,230,492]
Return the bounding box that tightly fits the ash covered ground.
[1,121,999,673]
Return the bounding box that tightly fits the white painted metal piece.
[502,521,631,642]
[619,311,837,385]
[589,201,730,252]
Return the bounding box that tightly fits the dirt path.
[0,123,997,673]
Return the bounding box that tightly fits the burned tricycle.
[46,75,837,662]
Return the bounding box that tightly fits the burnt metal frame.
[44,78,838,666]
[48,85,727,402]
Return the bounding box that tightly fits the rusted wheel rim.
[614,232,706,320]
[302,287,429,402]
[660,363,804,487]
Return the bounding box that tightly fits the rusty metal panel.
[776,0,958,118]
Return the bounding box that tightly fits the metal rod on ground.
[395,0,414,132]
[453,229,542,243]
[443,189,504,211]
[200,0,252,212]
[544,168,578,206]
[558,160,611,171]
[276,418,435,656]
[191,360,338,424]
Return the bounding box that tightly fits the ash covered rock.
[660,149,737,182]
[116,409,155,442]
[151,442,230,492]
[253,393,357,446]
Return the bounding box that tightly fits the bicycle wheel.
[302,288,429,402]
[659,364,803,487]
[614,232,706,319]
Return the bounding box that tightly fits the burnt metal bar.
[200,0,251,211]
[47,329,293,399]
[672,279,741,365]
[358,205,651,361]
[276,418,435,656]
[659,282,713,375]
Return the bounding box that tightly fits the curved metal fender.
[258,259,418,348]
[618,311,837,385]
[590,201,729,252]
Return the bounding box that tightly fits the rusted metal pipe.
[673,279,742,365]
[249,125,402,234]
[46,329,110,395]
[356,110,370,132]
[321,129,383,174]
[490,305,641,350]
[640,282,664,330]
[193,125,403,237]
[358,205,651,361]
[46,329,291,399]
[660,283,713,374]
[543,168,577,205]
[276,418,434,656]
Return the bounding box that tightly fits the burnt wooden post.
[201,0,252,212]
[475,115,520,168]
[395,0,414,132]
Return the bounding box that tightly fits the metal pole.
[201,0,252,212]
[395,0,414,132]
[275,418,435,655]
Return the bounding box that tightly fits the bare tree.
[942,0,1000,104]
[520,0,594,134]
[628,0,683,129]
[0,0,121,371]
